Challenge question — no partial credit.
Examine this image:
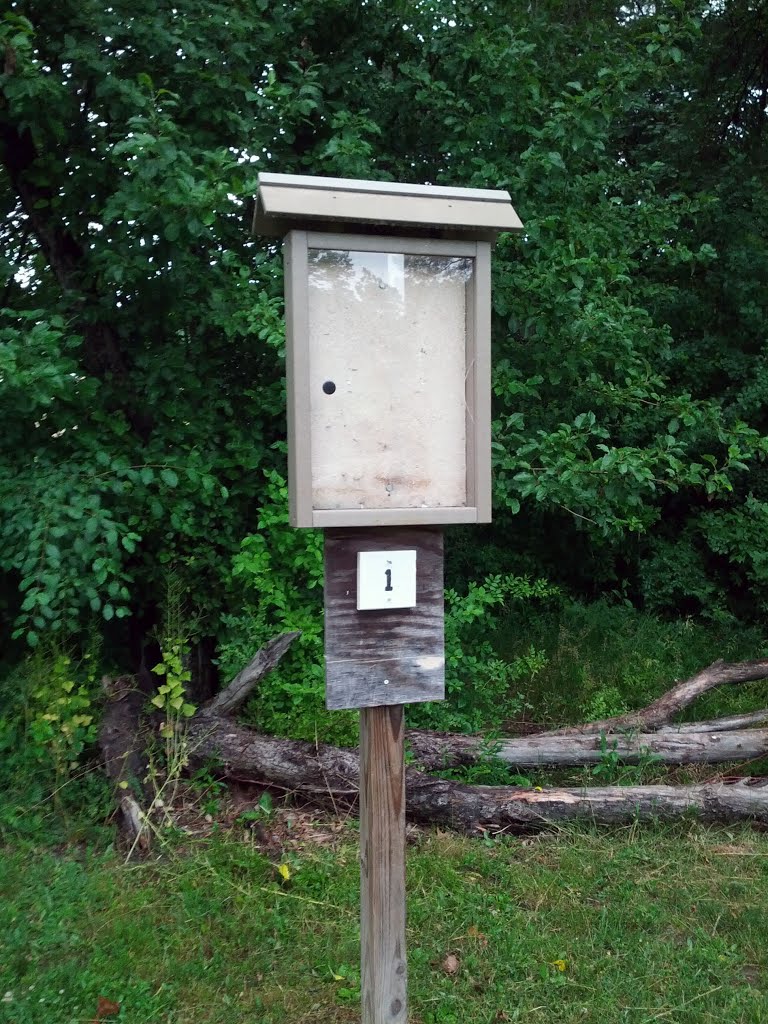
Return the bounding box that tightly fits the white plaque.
[357,549,417,610]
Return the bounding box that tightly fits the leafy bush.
[1,642,100,780]
[0,640,110,842]
[409,574,557,733]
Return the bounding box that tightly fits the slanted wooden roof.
[253,173,523,241]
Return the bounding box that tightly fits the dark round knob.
[322,381,336,395]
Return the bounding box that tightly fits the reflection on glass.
[307,249,473,510]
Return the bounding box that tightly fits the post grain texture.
[360,704,408,1024]
[324,527,445,710]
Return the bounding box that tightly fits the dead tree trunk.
[185,713,768,830]
[98,674,152,849]
[404,726,768,770]
[101,637,768,836]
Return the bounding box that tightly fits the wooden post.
[359,705,407,1024]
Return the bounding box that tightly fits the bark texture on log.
[405,776,768,831]
[187,716,362,797]
[184,717,768,830]
[405,727,768,769]
[98,674,151,848]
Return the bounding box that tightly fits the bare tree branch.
[545,659,768,736]
[200,631,301,718]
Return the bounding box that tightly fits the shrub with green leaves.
[4,0,768,755]
[409,574,556,733]
[27,651,98,776]
[0,640,104,838]
[217,470,338,741]
[1,4,767,627]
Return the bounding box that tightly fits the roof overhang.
[253,173,523,242]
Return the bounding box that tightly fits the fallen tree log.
[185,714,768,830]
[405,776,768,831]
[405,726,768,769]
[404,662,768,766]
[655,709,768,733]
[100,634,768,837]
[178,643,768,831]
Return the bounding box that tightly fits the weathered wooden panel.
[324,528,445,710]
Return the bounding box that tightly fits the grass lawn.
[2,818,768,1024]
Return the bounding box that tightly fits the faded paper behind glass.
[308,250,471,510]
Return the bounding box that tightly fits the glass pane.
[307,249,472,510]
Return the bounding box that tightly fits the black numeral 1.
[384,569,393,592]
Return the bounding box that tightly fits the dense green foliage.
[498,598,768,727]
[2,0,768,761]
